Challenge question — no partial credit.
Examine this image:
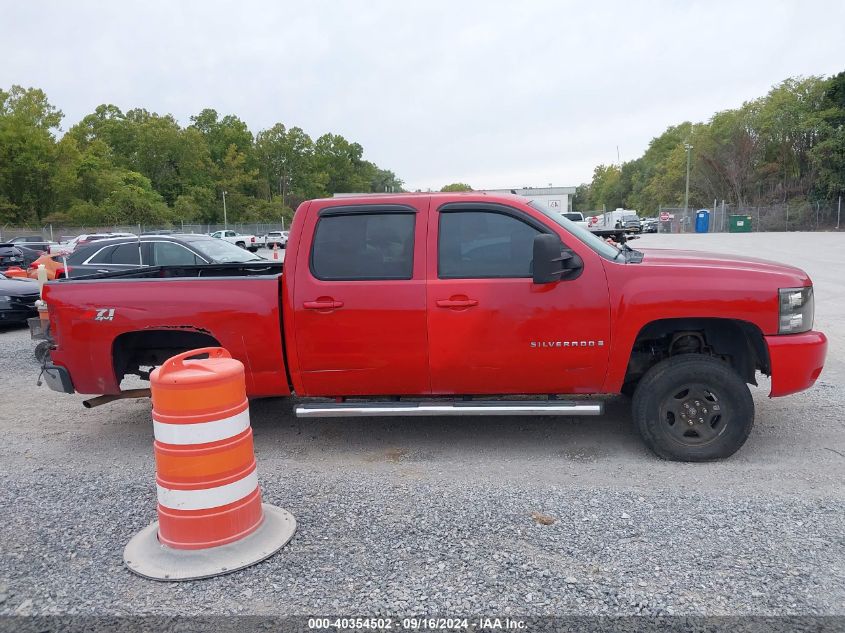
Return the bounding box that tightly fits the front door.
[293,201,430,396]
[426,202,611,395]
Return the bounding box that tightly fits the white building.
[484,186,577,213]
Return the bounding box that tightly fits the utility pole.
[713,199,717,233]
[838,195,841,230]
[222,191,228,230]
[683,143,693,216]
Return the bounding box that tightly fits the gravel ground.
[0,232,843,619]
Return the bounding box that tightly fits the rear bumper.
[42,363,75,394]
[765,331,827,397]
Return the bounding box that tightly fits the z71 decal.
[94,308,115,321]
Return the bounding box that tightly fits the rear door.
[426,201,611,395]
[292,200,430,396]
[151,241,207,266]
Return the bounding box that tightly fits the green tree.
[216,145,259,222]
[255,123,316,203]
[587,165,623,210]
[440,183,472,192]
[810,71,845,199]
[367,163,404,193]
[0,86,62,222]
[189,109,254,165]
[312,134,370,195]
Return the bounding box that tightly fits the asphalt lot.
[0,232,842,618]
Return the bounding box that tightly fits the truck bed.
[42,263,290,398]
[67,261,283,280]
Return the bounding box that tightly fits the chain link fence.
[0,222,288,243]
[653,200,842,234]
[2,200,842,242]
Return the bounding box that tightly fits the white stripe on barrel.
[153,408,251,446]
[157,470,259,511]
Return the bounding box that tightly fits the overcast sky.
[2,0,844,191]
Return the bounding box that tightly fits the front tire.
[632,354,754,462]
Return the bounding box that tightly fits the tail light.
[251,236,256,243]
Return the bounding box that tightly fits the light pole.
[222,190,228,230]
[683,143,693,215]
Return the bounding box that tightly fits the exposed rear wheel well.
[622,318,770,394]
[112,329,220,384]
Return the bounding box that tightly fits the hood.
[0,277,41,296]
[637,247,810,285]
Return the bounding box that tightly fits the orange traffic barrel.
[123,347,296,581]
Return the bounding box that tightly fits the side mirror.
[532,234,583,284]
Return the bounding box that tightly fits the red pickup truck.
[36,192,827,461]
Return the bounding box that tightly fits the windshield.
[529,201,620,260]
[190,238,263,263]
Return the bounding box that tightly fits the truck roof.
[321,191,526,205]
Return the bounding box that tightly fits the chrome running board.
[295,400,603,418]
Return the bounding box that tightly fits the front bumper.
[0,307,37,323]
[765,330,827,397]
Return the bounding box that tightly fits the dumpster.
[695,209,710,233]
[728,215,752,233]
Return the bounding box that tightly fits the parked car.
[0,272,40,324]
[561,212,589,229]
[55,233,264,277]
[14,244,43,268]
[622,215,642,232]
[50,233,136,256]
[210,230,259,252]
[37,192,827,462]
[8,235,55,252]
[0,243,26,272]
[591,209,641,231]
[263,230,289,248]
[642,218,658,233]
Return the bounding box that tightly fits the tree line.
[0,87,403,227]
[576,70,845,214]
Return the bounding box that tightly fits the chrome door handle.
[303,300,344,310]
[436,299,478,308]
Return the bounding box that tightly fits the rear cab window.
[310,207,416,281]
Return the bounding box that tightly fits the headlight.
[779,286,814,334]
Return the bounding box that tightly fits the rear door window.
[84,245,117,264]
[154,242,203,266]
[110,243,142,265]
[311,212,415,280]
